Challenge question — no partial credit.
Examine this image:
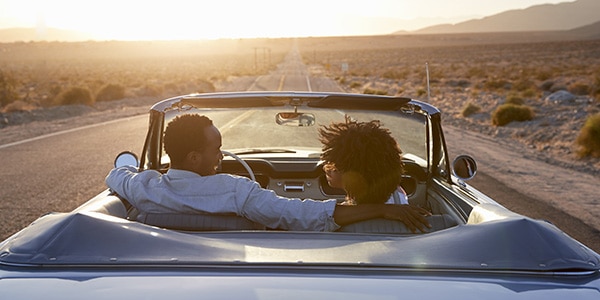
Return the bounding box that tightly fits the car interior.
[82,151,460,234]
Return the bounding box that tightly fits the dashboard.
[218,157,427,204]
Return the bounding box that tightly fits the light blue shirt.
[386,187,409,205]
[105,166,339,231]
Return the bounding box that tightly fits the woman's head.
[319,116,404,204]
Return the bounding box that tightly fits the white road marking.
[248,76,263,90]
[0,115,146,150]
[219,110,257,135]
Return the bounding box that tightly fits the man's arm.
[105,166,138,200]
[333,204,431,233]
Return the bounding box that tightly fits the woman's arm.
[333,204,431,233]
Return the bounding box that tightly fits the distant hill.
[567,20,600,39]
[0,27,93,43]
[406,0,600,35]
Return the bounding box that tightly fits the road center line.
[277,75,286,91]
[219,110,256,135]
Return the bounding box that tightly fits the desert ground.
[1,34,599,247]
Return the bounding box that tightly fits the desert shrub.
[54,86,94,106]
[0,70,19,107]
[349,82,362,89]
[446,79,471,88]
[576,113,600,158]
[569,82,591,96]
[521,88,538,98]
[162,82,180,94]
[49,84,63,98]
[461,102,481,117]
[467,67,486,78]
[96,83,126,102]
[505,95,524,105]
[540,80,554,91]
[363,88,388,95]
[196,79,216,93]
[382,69,408,80]
[2,100,37,113]
[134,84,164,97]
[491,104,534,126]
[594,74,600,98]
[535,70,553,81]
[484,79,510,91]
[512,79,534,92]
[39,84,64,107]
[550,84,568,93]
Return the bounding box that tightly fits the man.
[106,114,430,232]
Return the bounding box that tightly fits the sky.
[0,0,571,40]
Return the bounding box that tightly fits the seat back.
[136,212,266,231]
[338,214,458,234]
[74,195,128,219]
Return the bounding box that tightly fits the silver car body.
[2,92,599,299]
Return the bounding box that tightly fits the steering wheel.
[221,150,256,181]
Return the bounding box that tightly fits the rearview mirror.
[276,112,315,127]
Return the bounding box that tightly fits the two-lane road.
[248,48,343,92]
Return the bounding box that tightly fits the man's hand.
[383,204,431,233]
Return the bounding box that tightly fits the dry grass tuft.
[461,102,481,117]
[491,104,535,126]
[54,86,94,106]
[576,113,600,158]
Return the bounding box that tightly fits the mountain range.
[405,0,600,36]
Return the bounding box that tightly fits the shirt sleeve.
[236,180,340,232]
[105,165,144,202]
[385,186,409,205]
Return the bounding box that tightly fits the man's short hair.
[319,116,404,204]
[164,114,213,165]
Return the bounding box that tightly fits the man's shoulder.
[208,173,254,183]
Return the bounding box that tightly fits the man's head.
[319,116,404,204]
[164,114,223,176]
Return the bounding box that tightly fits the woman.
[319,115,408,205]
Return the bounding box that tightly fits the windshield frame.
[141,94,435,175]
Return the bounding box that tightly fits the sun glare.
[1,0,573,40]
[4,0,335,40]
[2,0,385,40]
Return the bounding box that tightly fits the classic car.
[1,91,599,299]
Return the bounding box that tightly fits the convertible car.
[1,91,599,299]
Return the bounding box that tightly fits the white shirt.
[385,187,409,205]
[105,166,339,231]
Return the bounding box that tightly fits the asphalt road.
[0,115,149,238]
[1,47,599,254]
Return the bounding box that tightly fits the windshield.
[164,107,428,163]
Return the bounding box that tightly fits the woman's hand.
[383,204,432,233]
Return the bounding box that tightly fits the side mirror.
[276,112,315,126]
[114,151,139,168]
[452,155,477,181]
